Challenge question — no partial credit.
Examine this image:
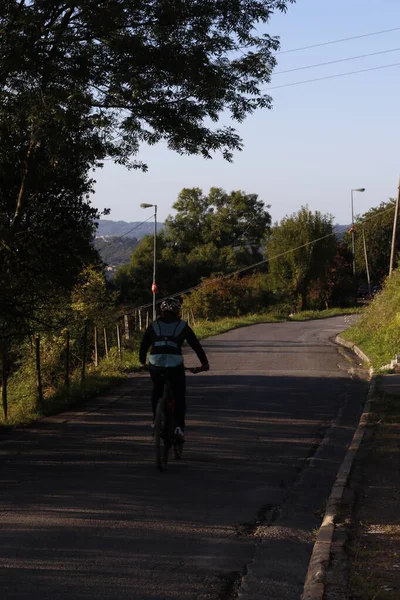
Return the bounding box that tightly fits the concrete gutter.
[301,336,376,600]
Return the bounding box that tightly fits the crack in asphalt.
[221,379,357,600]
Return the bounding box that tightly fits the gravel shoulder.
[326,375,400,600]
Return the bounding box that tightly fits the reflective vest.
[149,320,187,368]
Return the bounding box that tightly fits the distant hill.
[94,220,165,274]
[94,220,349,274]
[96,219,164,239]
[94,236,140,269]
[334,224,350,240]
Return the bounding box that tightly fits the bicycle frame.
[151,365,207,472]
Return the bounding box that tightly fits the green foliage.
[0,265,122,424]
[0,0,295,168]
[165,187,271,255]
[1,0,295,408]
[267,206,338,310]
[344,200,399,285]
[115,187,272,306]
[71,265,118,327]
[182,274,272,320]
[1,327,142,426]
[342,269,400,367]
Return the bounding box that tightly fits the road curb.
[301,338,376,600]
[335,335,373,374]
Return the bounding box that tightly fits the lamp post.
[140,203,157,321]
[351,188,366,276]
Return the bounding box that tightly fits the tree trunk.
[103,328,109,358]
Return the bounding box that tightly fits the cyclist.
[139,297,209,441]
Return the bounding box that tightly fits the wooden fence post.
[116,324,121,357]
[139,309,142,331]
[94,326,98,366]
[124,314,130,340]
[103,327,109,358]
[81,322,88,384]
[1,346,8,421]
[65,329,70,392]
[35,335,44,410]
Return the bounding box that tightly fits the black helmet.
[160,297,181,313]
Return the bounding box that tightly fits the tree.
[307,243,354,309]
[165,187,271,256]
[71,266,118,327]
[115,187,272,306]
[344,200,399,285]
[1,0,295,201]
[267,207,337,310]
[0,0,293,333]
[182,274,272,320]
[114,234,186,306]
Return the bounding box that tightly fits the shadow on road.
[0,372,368,600]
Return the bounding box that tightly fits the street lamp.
[351,188,366,276]
[140,203,158,321]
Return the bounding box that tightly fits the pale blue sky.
[93,0,400,226]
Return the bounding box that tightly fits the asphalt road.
[0,317,368,600]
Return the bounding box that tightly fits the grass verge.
[1,345,141,427]
[341,270,400,369]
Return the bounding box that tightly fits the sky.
[92,0,400,226]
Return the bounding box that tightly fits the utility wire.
[263,61,400,91]
[122,204,396,315]
[96,214,154,252]
[277,27,400,54]
[274,47,400,75]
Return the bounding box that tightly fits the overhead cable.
[263,61,400,91]
[122,204,396,315]
[274,47,400,75]
[96,214,154,251]
[278,27,400,54]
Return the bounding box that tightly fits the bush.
[182,274,272,320]
[343,269,400,367]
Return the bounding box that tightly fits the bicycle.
[153,365,206,472]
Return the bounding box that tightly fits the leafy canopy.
[115,187,272,306]
[346,200,399,284]
[165,187,271,254]
[0,0,295,167]
[267,207,337,310]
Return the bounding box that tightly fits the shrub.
[182,274,272,320]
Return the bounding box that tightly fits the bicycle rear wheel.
[154,387,174,472]
[154,394,167,472]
